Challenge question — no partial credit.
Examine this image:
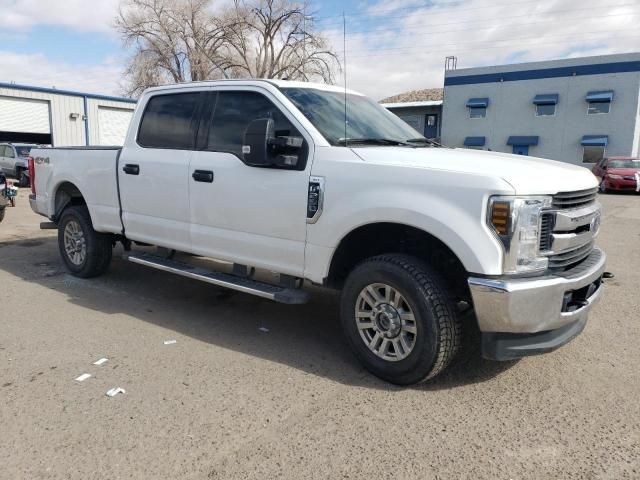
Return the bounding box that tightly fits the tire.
[599,180,608,194]
[57,205,113,278]
[0,207,5,223]
[18,170,29,188]
[340,254,461,385]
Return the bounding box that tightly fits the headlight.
[488,196,552,274]
[606,174,623,179]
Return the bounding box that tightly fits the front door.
[118,91,204,252]
[424,114,438,139]
[188,88,312,276]
[512,145,529,156]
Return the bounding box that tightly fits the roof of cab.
[143,78,364,96]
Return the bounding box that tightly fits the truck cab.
[28,80,606,385]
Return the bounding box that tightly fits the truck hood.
[350,146,598,195]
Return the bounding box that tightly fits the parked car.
[592,157,640,193]
[0,173,7,223]
[0,143,38,187]
[28,80,606,385]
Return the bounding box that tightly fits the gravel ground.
[0,188,639,479]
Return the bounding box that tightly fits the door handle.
[122,164,140,175]
[192,170,214,183]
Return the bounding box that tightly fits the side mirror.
[242,118,305,169]
[243,118,274,167]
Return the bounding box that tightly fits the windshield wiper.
[406,137,446,148]
[337,138,414,146]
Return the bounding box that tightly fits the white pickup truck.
[28,80,606,384]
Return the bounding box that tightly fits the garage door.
[0,96,51,134]
[98,107,133,145]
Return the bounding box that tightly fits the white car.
[28,80,606,384]
[0,143,37,187]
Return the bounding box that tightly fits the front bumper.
[605,176,640,192]
[468,248,606,358]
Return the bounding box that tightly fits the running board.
[123,253,309,305]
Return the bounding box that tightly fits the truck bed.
[30,146,123,234]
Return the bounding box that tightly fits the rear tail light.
[28,156,35,194]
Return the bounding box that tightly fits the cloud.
[0,50,126,96]
[322,0,640,99]
[0,0,120,34]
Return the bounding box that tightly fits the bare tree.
[116,0,340,96]
[116,0,232,96]
[224,0,340,82]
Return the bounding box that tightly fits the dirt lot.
[1,188,639,479]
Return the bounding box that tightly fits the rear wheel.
[18,170,29,188]
[340,254,461,385]
[58,206,113,278]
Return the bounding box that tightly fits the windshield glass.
[15,146,34,157]
[282,87,426,146]
[609,160,640,168]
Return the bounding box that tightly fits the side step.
[123,252,309,305]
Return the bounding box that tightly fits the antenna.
[343,12,348,146]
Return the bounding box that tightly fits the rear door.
[118,90,204,252]
[188,87,312,276]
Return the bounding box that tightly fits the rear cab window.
[137,92,203,149]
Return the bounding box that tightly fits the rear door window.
[137,92,203,149]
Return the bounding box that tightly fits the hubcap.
[355,283,417,362]
[63,220,86,266]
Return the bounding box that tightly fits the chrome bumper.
[468,248,606,334]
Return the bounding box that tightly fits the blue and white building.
[0,82,136,147]
[441,53,640,165]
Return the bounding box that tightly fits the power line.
[340,12,639,48]
[313,0,575,22]
[318,3,638,34]
[345,34,640,59]
[344,26,640,55]
[346,3,638,35]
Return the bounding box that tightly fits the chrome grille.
[548,241,594,270]
[539,213,554,251]
[552,188,597,209]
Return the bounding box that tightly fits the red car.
[592,156,640,193]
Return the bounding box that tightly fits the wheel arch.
[325,222,471,300]
[52,181,87,222]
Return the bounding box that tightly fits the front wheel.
[599,180,608,193]
[58,206,113,278]
[340,254,461,385]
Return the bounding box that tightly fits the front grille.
[539,213,554,251]
[552,187,597,209]
[548,241,594,270]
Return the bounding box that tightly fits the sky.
[0,0,638,100]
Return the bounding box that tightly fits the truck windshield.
[609,160,640,168]
[282,87,428,147]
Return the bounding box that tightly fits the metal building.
[380,88,443,141]
[0,82,137,146]
[441,52,640,165]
